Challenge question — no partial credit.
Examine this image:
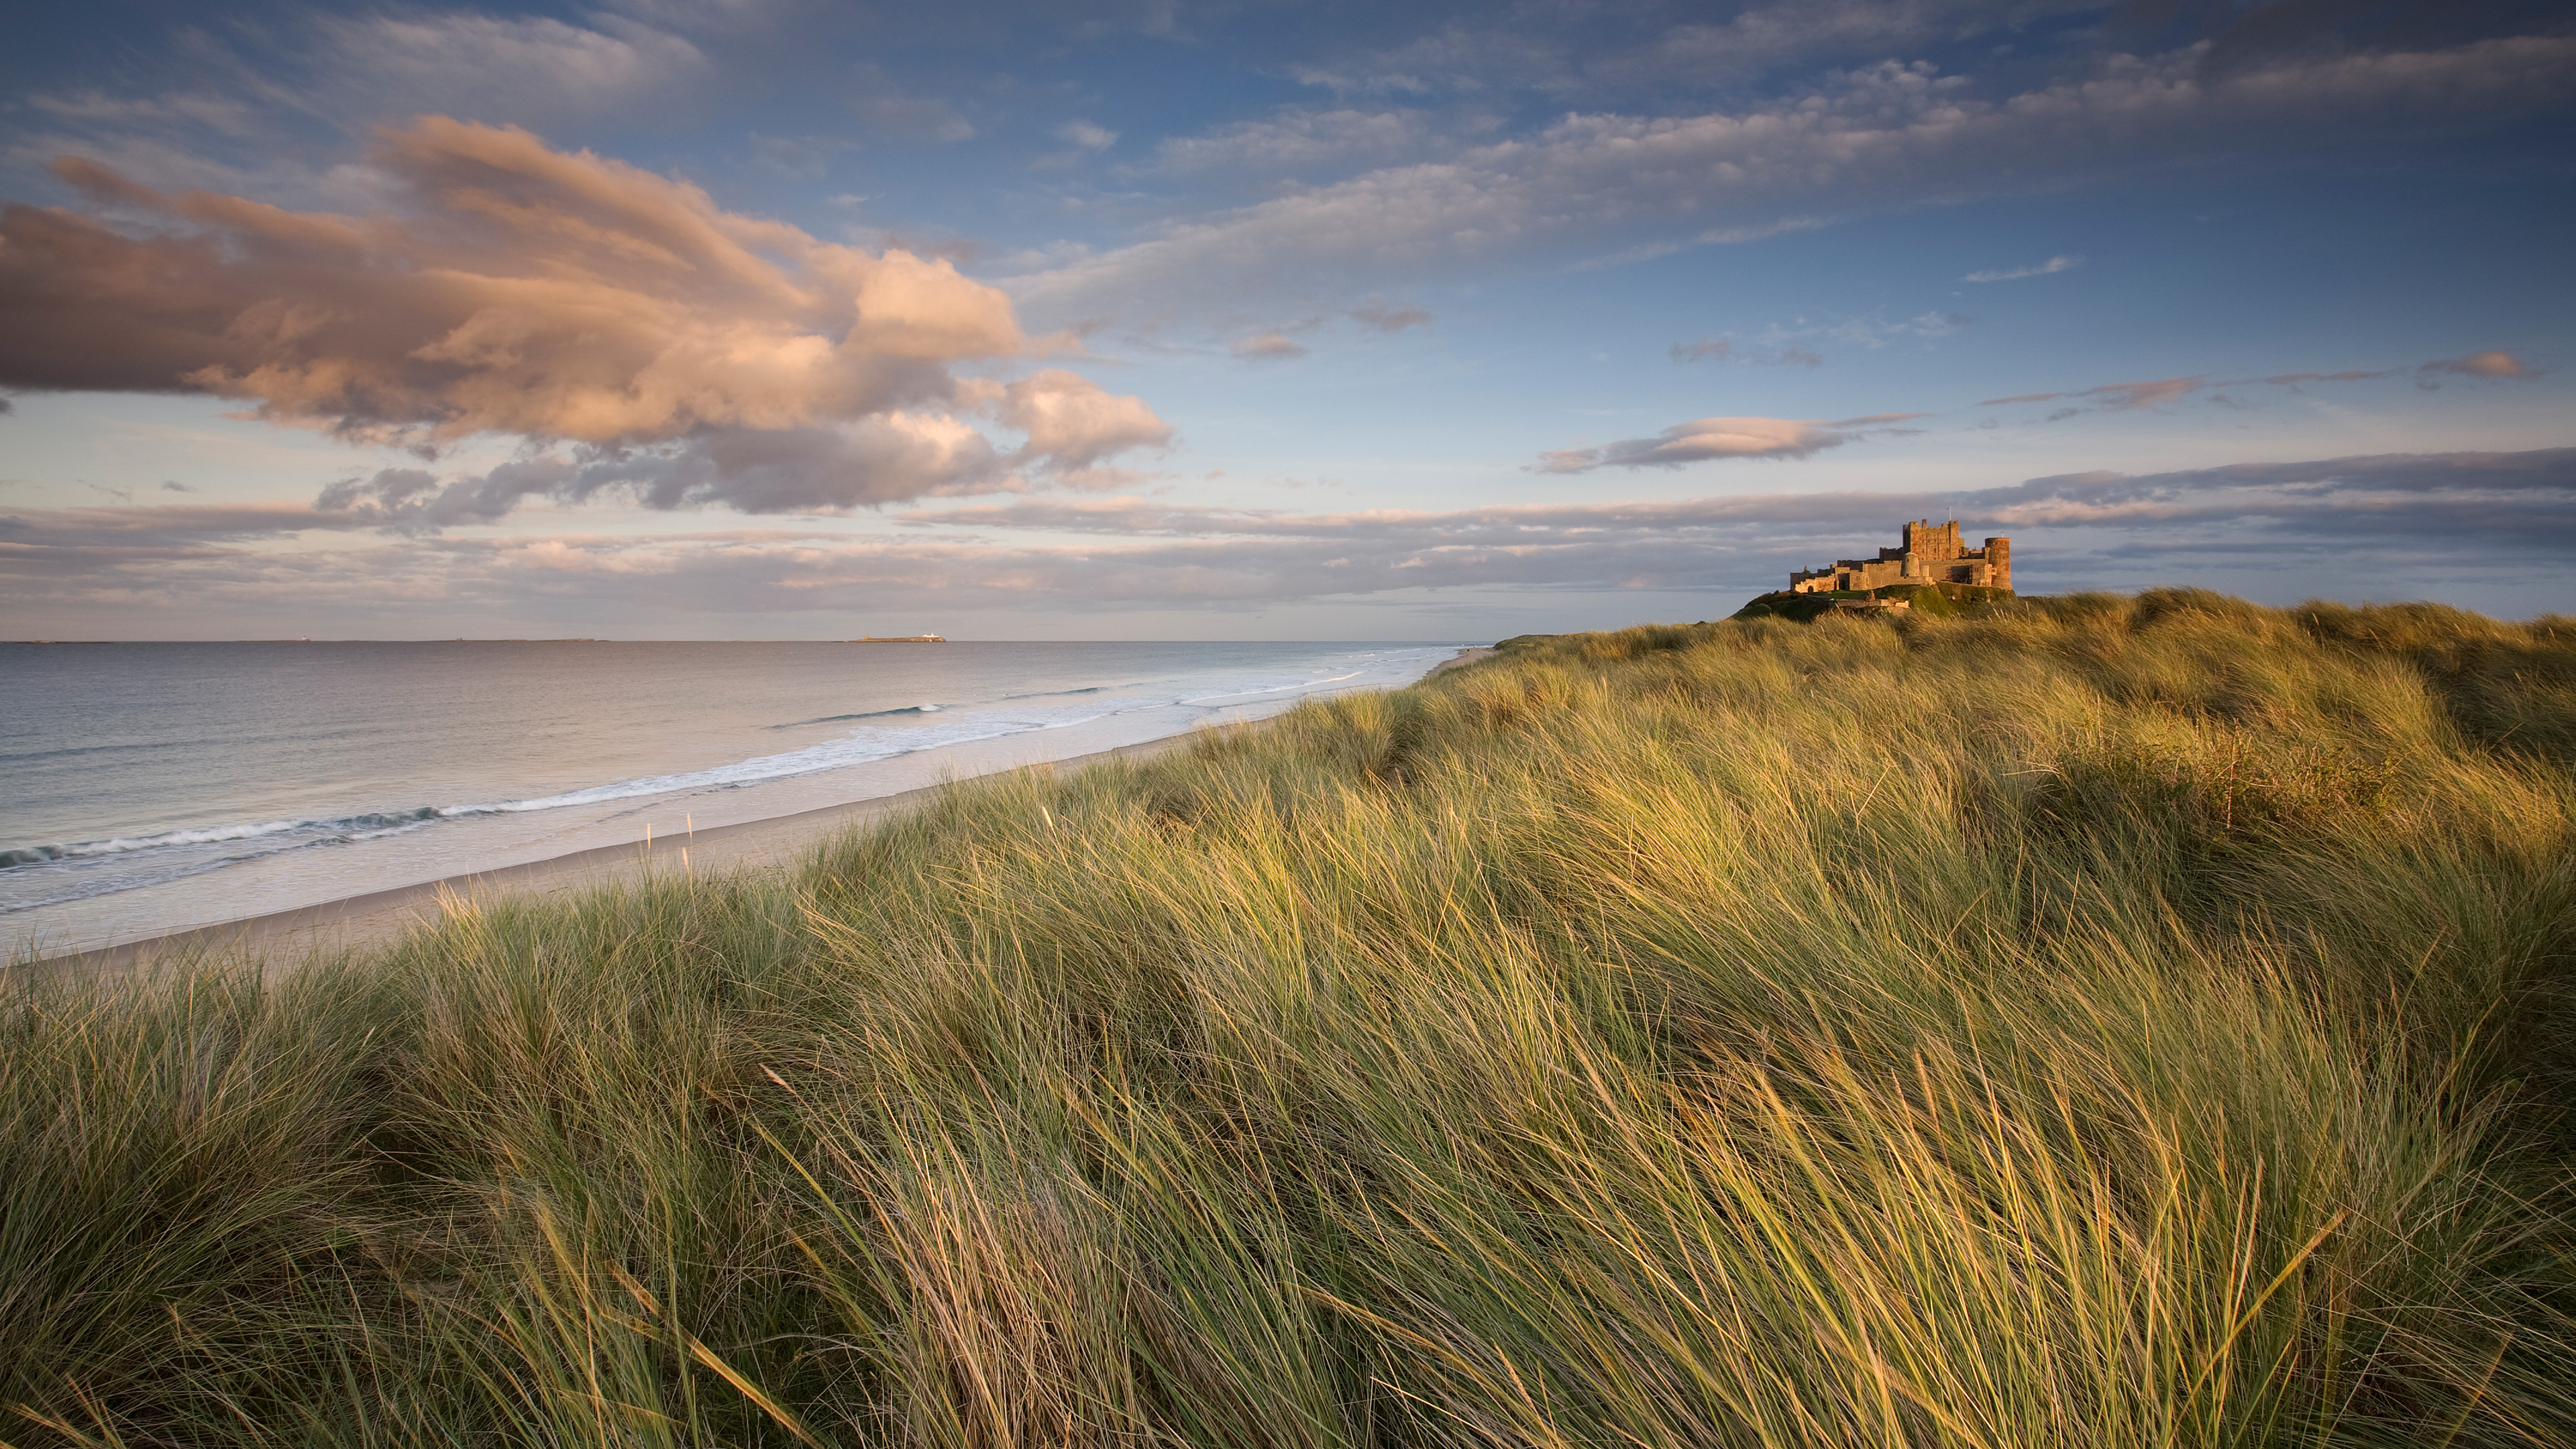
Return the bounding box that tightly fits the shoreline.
[27,735,1197,977]
[23,646,1496,977]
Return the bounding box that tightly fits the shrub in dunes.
[5,591,2574,1447]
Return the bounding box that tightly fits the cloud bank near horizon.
[9,448,2567,627]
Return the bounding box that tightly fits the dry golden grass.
[5,590,2573,1446]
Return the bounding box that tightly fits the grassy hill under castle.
[6,590,2575,1446]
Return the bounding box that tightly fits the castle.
[1790,520,2010,594]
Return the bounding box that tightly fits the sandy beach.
[29,646,1497,977]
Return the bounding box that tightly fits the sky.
[1,0,2570,640]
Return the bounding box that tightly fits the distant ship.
[852,634,947,643]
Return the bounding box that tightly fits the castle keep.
[1790,520,2010,594]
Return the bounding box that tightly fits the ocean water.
[1,640,1466,956]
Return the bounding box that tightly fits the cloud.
[1672,335,1827,366]
[312,417,1014,533]
[2260,369,2390,387]
[2261,352,2546,389]
[297,370,1171,534]
[301,11,711,128]
[1535,416,1858,472]
[1963,254,2082,282]
[1294,0,2117,101]
[1146,107,1442,177]
[1054,121,1120,150]
[0,118,1169,513]
[849,64,979,142]
[993,368,1175,470]
[1230,331,1310,361]
[2421,350,2537,380]
[12,449,2573,620]
[2012,351,2544,412]
[1348,297,1432,331]
[0,502,374,559]
[1007,36,2576,323]
[1984,376,2206,411]
[1817,313,1968,347]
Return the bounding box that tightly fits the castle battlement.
[1790,520,2010,594]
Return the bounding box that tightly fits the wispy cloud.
[1534,413,1925,473]
[1144,107,1444,178]
[1289,0,2115,100]
[1230,331,1310,361]
[1993,350,2546,417]
[1672,336,1827,366]
[1963,254,2082,282]
[301,11,712,129]
[1348,297,1431,331]
[1008,36,2576,323]
[1984,376,2206,412]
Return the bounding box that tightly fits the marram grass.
[5,590,2575,1447]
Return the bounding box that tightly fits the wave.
[1179,669,1362,704]
[0,808,445,914]
[771,703,944,729]
[1,807,441,870]
[1004,684,1116,700]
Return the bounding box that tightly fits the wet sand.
[28,647,1497,977]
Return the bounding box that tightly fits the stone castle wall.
[1790,520,2011,593]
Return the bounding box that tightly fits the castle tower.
[1982,537,2010,590]
[1904,519,1964,560]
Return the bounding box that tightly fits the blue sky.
[2,0,2570,639]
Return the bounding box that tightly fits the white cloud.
[1964,254,2082,282]
[993,369,1175,470]
[1055,120,1120,150]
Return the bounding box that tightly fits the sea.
[1,640,1468,958]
